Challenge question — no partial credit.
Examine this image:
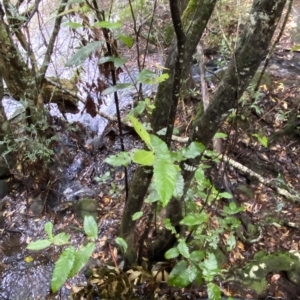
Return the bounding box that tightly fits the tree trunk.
[150,0,287,259]
[121,0,217,264]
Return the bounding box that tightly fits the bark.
[150,0,287,259]
[121,0,217,264]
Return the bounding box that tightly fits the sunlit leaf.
[132,149,154,166]
[66,41,102,67]
[51,247,75,292]
[180,142,205,159]
[150,134,169,157]
[69,243,95,278]
[26,239,51,250]
[84,215,98,239]
[219,191,232,199]
[213,132,227,139]
[52,232,71,246]
[173,173,184,198]
[252,133,268,148]
[129,116,152,148]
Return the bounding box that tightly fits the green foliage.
[27,216,98,292]
[252,133,268,148]
[115,237,128,253]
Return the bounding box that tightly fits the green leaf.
[180,213,208,226]
[226,233,236,251]
[173,173,184,198]
[150,134,169,157]
[129,116,152,148]
[252,133,268,148]
[26,239,52,250]
[51,247,75,292]
[114,57,127,68]
[66,41,102,67]
[94,21,122,29]
[84,215,98,239]
[132,149,154,166]
[102,83,132,96]
[69,243,95,278]
[132,211,143,221]
[164,219,177,235]
[207,282,221,300]
[181,142,205,159]
[165,247,179,259]
[44,222,53,240]
[177,241,189,258]
[137,69,155,84]
[115,237,128,253]
[118,34,134,48]
[52,232,71,246]
[213,132,227,139]
[98,56,127,68]
[153,158,178,207]
[219,191,232,199]
[63,21,82,29]
[201,253,219,282]
[168,261,190,287]
[190,250,205,263]
[105,152,131,167]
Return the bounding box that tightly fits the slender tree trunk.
[150,0,287,259]
[121,0,217,264]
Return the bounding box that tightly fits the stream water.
[1,2,300,299]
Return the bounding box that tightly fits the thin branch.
[38,0,69,87]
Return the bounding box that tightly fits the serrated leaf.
[213,132,227,139]
[165,247,179,259]
[201,253,219,281]
[115,237,128,253]
[52,232,71,246]
[181,142,205,159]
[153,158,178,207]
[132,211,143,221]
[168,261,190,287]
[118,34,134,48]
[105,152,131,167]
[180,213,208,226]
[102,83,132,96]
[207,282,221,300]
[132,149,154,166]
[26,239,51,250]
[190,250,205,263]
[177,241,189,258]
[150,134,169,157]
[129,116,151,148]
[84,215,98,239]
[44,222,53,240]
[51,247,75,292]
[173,173,184,198]
[69,243,95,278]
[66,41,102,67]
[94,21,122,29]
